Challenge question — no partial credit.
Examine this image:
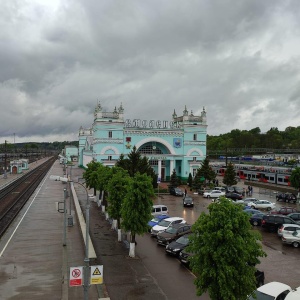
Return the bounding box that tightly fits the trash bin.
[67,215,73,227]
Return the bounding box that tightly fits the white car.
[248,281,292,300]
[248,200,276,211]
[282,230,300,248]
[150,217,186,237]
[241,198,259,205]
[277,224,300,237]
[203,190,225,198]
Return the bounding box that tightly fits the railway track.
[0,157,56,238]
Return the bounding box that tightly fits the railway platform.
[0,158,105,300]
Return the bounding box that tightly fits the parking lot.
[151,180,300,289]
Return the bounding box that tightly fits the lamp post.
[76,181,92,300]
[63,188,67,246]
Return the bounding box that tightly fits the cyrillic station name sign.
[125,119,181,129]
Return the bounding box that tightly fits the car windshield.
[185,198,192,202]
[176,235,190,245]
[175,188,181,192]
[165,227,178,234]
[151,217,160,222]
[158,220,171,227]
[248,291,275,300]
[292,230,300,237]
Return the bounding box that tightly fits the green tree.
[193,168,205,191]
[170,169,180,188]
[83,161,102,195]
[290,167,300,196]
[121,173,154,257]
[107,167,131,241]
[188,173,193,187]
[200,157,216,184]
[223,162,237,186]
[187,198,266,300]
[116,146,157,188]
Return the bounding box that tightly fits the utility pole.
[4,140,7,179]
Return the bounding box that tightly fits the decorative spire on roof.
[118,102,124,113]
[183,105,188,116]
[172,109,177,118]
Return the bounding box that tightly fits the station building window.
[108,131,112,138]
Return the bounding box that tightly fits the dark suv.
[169,187,184,196]
[276,192,297,203]
[157,223,191,246]
[261,214,300,232]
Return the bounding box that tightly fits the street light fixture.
[50,175,94,300]
[76,181,92,300]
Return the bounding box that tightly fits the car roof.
[170,223,191,229]
[282,224,300,228]
[153,204,167,208]
[164,217,184,221]
[257,282,292,296]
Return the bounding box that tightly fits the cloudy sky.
[1,0,300,144]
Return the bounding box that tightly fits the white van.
[152,205,168,216]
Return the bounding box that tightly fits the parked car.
[169,187,184,196]
[244,208,262,216]
[225,192,243,201]
[151,217,186,237]
[147,215,169,232]
[151,205,169,216]
[278,224,300,237]
[276,192,297,204]
[248,200,276,211]
[165,234,191,256]
[285,285,300,300]
[226,186,244,194]
[287,213,300,222]
[178,248,194,267]
[243,198,259,206]
[255,270,265,288]
[271,207,298,216]
[282,230,300,248]
[261,214,300,232]
[203,190,225,198]
[157,224,191,246]
[183,195,194,207]
[249,213,265,226]
[248,281,292,300]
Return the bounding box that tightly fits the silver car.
[282,230,300,248]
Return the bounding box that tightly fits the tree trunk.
[112,219,117,230]
[129,233,136,257]
[129,243,135,257]
[117,229,122,242]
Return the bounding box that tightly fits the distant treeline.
[0,141,79,151]
[207,126,300,151]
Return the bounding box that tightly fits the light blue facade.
[78,103,207,181]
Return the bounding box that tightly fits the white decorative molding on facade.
[186,147,204,157]
[93,138,123,144]
[99,145,120,155]
[124,130,183,137]
[184,141,206,146]
[135,137,176,155]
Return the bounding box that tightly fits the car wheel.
[292,242,300,248]
[267,207,271,211]
[207,195,210,198]
[253,220,258,226]
[251,206,255,209]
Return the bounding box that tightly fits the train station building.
[78,103,207,181]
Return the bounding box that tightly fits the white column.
[158,160,162,179]
[170,160,174,175]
